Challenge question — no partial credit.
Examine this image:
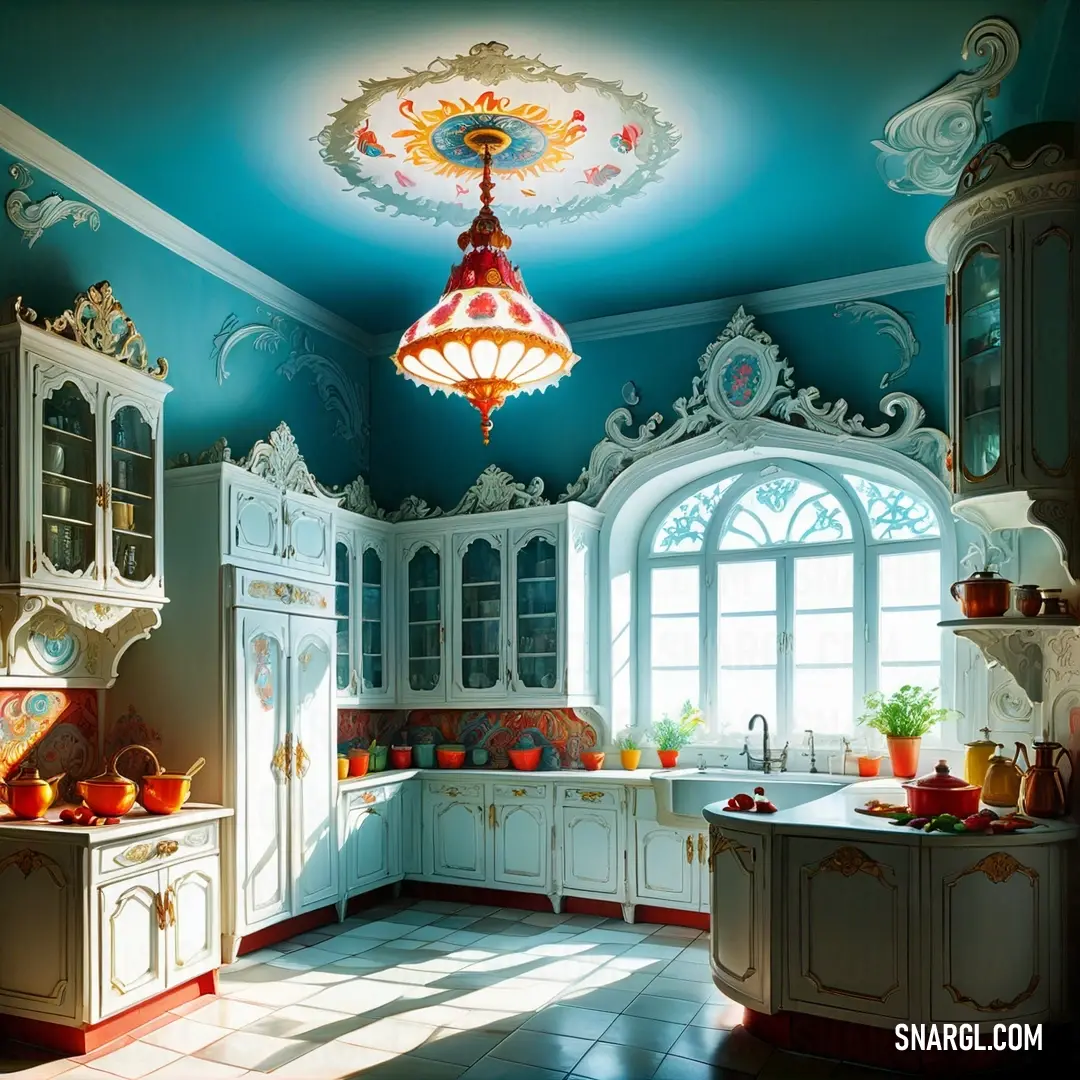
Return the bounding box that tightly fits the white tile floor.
[1,899,912,1079]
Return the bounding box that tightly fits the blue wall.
[0,157,369,487]
[369,285,947,509]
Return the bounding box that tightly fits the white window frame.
[638,460,944,746]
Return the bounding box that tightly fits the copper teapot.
[0,765,65,819]
[1016,741,1072,818]
[950,570,1012,618]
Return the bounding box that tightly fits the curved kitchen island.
[702,778,1076,1036]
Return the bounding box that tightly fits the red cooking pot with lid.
[903,759,981,817]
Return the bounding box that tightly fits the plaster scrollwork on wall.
[5,162,100,248]
[211,310,369,470]
[833,301,919,390]
[989,680,1034,725]
[960,528,1016,574]
[957,628,1044,705]
[872,17,1019,196]
[558,305,948,507]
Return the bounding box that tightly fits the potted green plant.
[616,728,641,771]
[857,685,956,779]
[649,701,703,768]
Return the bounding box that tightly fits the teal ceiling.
[0,0,1065,336]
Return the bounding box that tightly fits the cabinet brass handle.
[294,739,310,779]
[271,740,289,783]
[686,835,694,865]
[154,891,168,931]
[488,803,498,828]
[156,840,179,857]
[698,833,706,865]
[166,885,176,927]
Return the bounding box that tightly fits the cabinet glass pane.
[461,538,501,690]
[110,405,156,581]
[1030,228,1071,473]
[41,381,96,575]
[361,547,384,691]
[334,540,351,694]
[407,546,441,691]
[958,246,1002,480]
[516,536,558,688]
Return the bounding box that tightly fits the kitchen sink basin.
[651,767,851,825]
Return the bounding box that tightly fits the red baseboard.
[0,971,217,1055]
[744,1009,1064,1074]
[237,905,338,955]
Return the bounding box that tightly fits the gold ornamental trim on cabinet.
[707,825,758,984]
[958,851,1038,886]
[708,825,755,873]
[512,789,527,797]
[248,579,328,609]
[0,848,66,888]
[360,791,377,804]
[810,845,888,883]
[578,791,605,802]
[115,839,182,867]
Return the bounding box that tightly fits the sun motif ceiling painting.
[316,40,679,228]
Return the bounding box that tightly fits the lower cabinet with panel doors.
[0,806,231,1032]
[633,787,710,913]
[337,782,405,919]
[555,785,630,919]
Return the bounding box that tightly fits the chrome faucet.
[805,729,818,773]
[749,714,770,774]
[697,754,707,773]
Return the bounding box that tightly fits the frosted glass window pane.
[719,615,777,665]
[880,610,942,662]
[651,566,699,614]
[794,613,853,664]
[795,555,853,610]
[788,494,852,544]
[878,665,940,698]
[653,477,738,552]
[718,669,775,730]
[794,668,853,733]
[844,475,939,540]
[652,617,700,667]
[880,551,940,608]
[718,478,851,548]
[652,669,700,721]
[718,560,775,612]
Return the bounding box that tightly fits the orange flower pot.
[657,749,680,769]
[857,756,883,778]
[887,737,921,780]
[620,749,642,771]
[580,752,605,771]
[348,749,370,777]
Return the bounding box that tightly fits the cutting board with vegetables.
[887,808,1042,833]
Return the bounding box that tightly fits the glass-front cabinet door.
[358,542,388,699]
[334,535,356,700]
[402,539,444,700]
[453,532,506,698]
[954,236,1005,490]
[512,531,561,694]
[35,366,99,584]
[105,398,161,591]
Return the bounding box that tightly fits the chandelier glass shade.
[392,133,578,444]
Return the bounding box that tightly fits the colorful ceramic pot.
[437,745,466,769]
[620,749,641,771]
[389,746,412,770]
[0,765,65,819]
[508,747,543,771]
[887,736,921,779]
[657,749,679,769]
[348,749,370,777]
[580,752,605,771]
[903,760,981,817]
[412,744,435,769]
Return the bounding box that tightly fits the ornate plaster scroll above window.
[833,301,919,390]
[872,17,1019,197]
[5,162,100,248]
[7,282,167,380]
[236,422,324,497]
[211,311,368,470]
[327,463,549,522]
[559,306,948,507]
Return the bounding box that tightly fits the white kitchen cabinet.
[398,537,447,704]
[424,782,487,883]
[450,529,509,701]
[782,836,913,1020]
[491,783,551,893]
[556,787,625,910]
[400,782,422,877]
[344,790,393,892]
[0,807,229,1038]
[228,482,283,567]
[284,496,333,577]
[225,482,332,580]
[636,821,698,909]
[0,287,170,687]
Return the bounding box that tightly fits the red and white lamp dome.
[392,130,578,444]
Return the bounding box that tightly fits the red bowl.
[580,752,605,772]
[508,747,543,771]
[436,747,466,769]
[389,746,412,770]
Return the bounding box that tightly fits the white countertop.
[0,803,232,845]
[337,766,656,793]
[702,779,1078,844]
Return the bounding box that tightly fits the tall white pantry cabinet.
[109,428,355,960]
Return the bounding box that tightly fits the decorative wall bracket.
[951,626,1046,705]
[833,300,919,390]
[5,162,100,248]
[872,17,1019,196]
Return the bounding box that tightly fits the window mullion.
[780,555,793,744]
[703,555,714,732]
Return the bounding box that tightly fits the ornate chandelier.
[391,131,578,444]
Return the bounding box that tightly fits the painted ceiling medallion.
[316,41,679,227]
[873,17,1019,197]
[392,139,577,443]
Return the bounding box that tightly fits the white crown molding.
[0,104,374,355]
[369,260,944,355]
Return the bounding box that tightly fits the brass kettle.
[981,744,1023,808]
[963,726,997,786]
[1017,741,1072,818]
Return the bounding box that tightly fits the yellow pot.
[620,749,642,771]
[337,756,349,781]
[963,726,998,787]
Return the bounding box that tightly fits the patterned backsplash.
[338,708,599,769]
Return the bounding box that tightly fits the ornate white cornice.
[5,162,99,247]
[0,107,373,355]
[873,17,1020,197]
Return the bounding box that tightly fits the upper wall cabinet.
[0,286,171,687]
[927,122,1080,580]
[395,504,602,708]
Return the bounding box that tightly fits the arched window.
[641,461,942,739]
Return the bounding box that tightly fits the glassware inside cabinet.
[40,381,96,575]
[334,540,352,694]
[361,547,384,691]
[516,536,559,688]
[460,539,501,690]
[957,246,1002,481]
[109,405,156,581]
[407,546,441,692]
